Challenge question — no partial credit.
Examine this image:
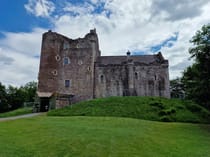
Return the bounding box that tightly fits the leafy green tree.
[22,81,37,102]
[182,24,210,109]
[6,82,37,110]
[6,86,25,110]
[0,82,9,113]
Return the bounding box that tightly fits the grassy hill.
[0,116,210,157]
[0,107,32,118]
[48,97,210,123]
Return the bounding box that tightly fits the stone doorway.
[40,98,50,112]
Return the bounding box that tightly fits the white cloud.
[151,0,208,21]
[1,0,210,86]
[0,28,44,56]
[53,0,210,79]
[63,2,94,15]
[0,28,46,86]
[24,0,55,17]
[0,47,39,86]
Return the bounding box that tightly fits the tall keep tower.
[37,29,100,111]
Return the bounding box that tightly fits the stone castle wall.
[94,60,170,98]
[38,29,170,109]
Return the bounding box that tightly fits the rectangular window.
[65,80,70,87]
[63,42,70,49]
[63,57,70,65]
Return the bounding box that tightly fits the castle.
[37,29,170,111]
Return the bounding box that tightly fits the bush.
[159,108,176,116]
[185,103,202,112]
[149,102,165,109]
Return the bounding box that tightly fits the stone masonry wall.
[38,29,170,109]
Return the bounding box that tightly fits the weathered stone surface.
[37,29,170,109]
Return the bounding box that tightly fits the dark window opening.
[65,80,70,87]
[100,75,104,83]
[64,57,70,65]
[135,72,138,79]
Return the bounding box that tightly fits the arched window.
[135,72,138,79]
[100,75,104,83]
[63,57,70,65]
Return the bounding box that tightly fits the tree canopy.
[0,81,37,113]
[182,24,210,110]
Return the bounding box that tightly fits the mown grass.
[0,116,210,157]
[48,96,210,123]
[0,107,32,118]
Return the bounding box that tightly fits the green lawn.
[0,115,210,157]
[48,96,210,123]
[0,107,32,118]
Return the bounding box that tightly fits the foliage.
[0,107,32,118]
[48,96,210,123]
[0,82,8,112]
[170,78,185,99]
[182,24,210,110]
[0,116,210,157]
[0,81,37,113]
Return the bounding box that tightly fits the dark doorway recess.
[40,98,50,112]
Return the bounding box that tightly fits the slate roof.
[96,53,168,65]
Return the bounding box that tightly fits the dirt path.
[0,113,46,122]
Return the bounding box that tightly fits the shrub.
[185,103,202,112]
[149,102,165,109]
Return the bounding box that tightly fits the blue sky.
[0,0,52,33]
[0,0,210,86]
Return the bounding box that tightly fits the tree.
[170,78,185,99]
[182,24,210,110]
[6,86,25,110]
[6,82,37,110]
[0,82,8,113]
[20,81,37,102]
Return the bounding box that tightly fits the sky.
[0,0,210,86]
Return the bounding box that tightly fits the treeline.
[0,81,37,113]
[170,24,210,111]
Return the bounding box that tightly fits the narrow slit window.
[100,75,104,83]
[135,72,138,79]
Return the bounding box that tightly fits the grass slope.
[0,107,32,118]
[0,116,210,157]
[48,97,210,123]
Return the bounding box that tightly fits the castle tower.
[37,29,100,110]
